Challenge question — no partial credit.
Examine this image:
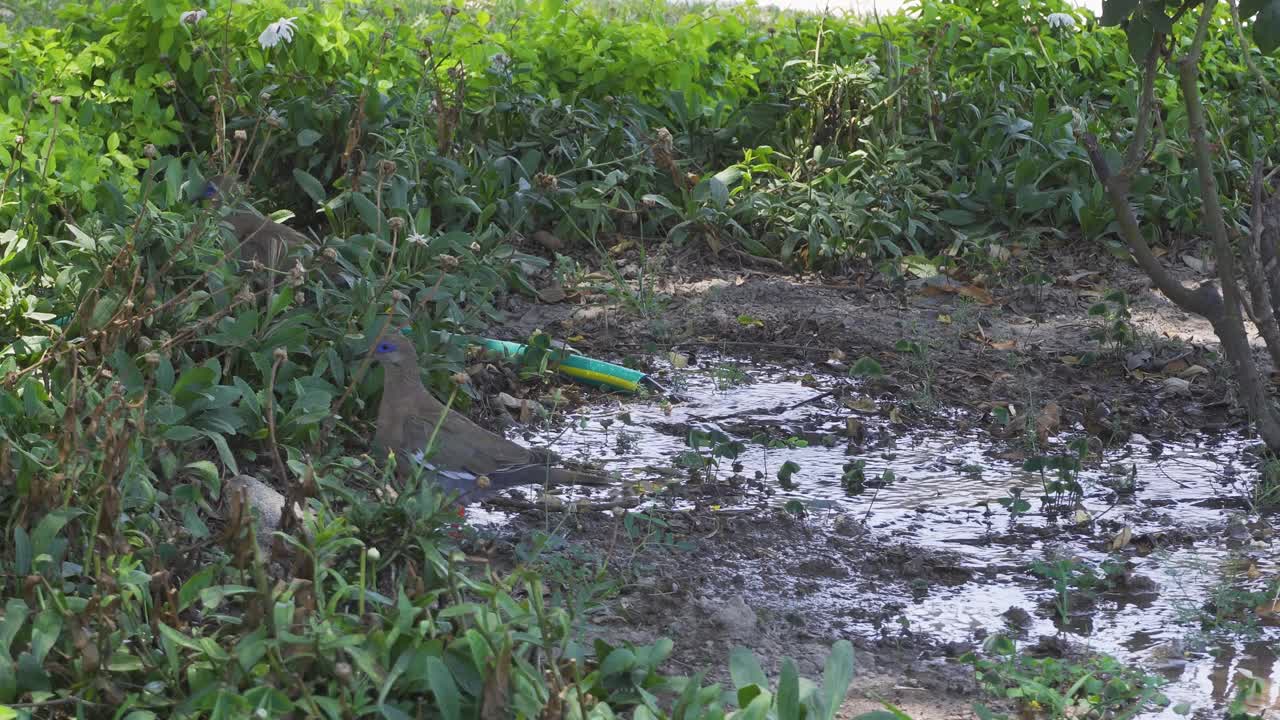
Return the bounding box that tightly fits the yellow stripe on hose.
[559,365,639,391]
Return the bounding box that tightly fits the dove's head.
[371,337,417,369]
[199,174,241,206]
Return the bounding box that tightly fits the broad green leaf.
[425,657,460,720]
[820,641,855,720]
[351,192,386,235]
[1256,0,1280,53]
[600,647,636,677]
[938,209,977,226]
[777,659,800,720]
[1102,0,1139,25]
[729,646,768,691]
[172,366,216,405]
[1126,15,1154,63]
[29,610,62,664]
[205,432,240,475]
[178,566,219,611]
[292,169,327,206]
[0,600,29,654]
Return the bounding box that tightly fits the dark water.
[493,354,1278,716]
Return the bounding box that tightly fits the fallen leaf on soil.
[916,275,994,304]
[668,352,688,368]
[957,284,994,304]
[1178,364,1209,379]
[1159,377,1193,396]
[889,406,903,424]
[845,397,877,413]
[1061,355,1082,366]
[610,239,634,254]
[845,417,864,441]
[572,306,606,321]
[1063,270,1101,286]
[1111,526,1133,551]
[1036,402,1062,445]
[1073,508,1091,524]
[990,339,1017,351]
[1162,358,1189,374]
[532,230,563,252]
[1125,350,1153,372]
[497,392,542,422]
[938,314,952,324]
[537,284,567,304]
[1254,597,1274,625]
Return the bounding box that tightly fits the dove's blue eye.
[375,342,397,354]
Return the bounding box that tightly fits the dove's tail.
[485,464,610,491]
[415,460,609,505]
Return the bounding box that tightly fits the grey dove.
[371,336,603,504]
[201,174,309,284]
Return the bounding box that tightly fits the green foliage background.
[0,0,1277,715]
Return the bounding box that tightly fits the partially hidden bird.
[201,174,310,283]
[371,336,604,504]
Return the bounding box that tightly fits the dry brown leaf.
[1063,270,1100,286]
[957,284,994,304]
[845,397,877,413]
[537,284,567,304]
[1256,598,1280,625]
[480,641,513,720]
[1159,377,1193,396]
[845,417,865,442]
[533,230,564,252]
[990,339,1017,351]
[1111,526,1133,551]
[1036,402,1062,445]
[1178,364,1210,379]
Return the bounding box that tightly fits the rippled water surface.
[516,354,1278,716]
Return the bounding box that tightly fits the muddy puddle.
[490,354,1279,717]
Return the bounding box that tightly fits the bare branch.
[1123,37,1162,173]
[1176,0,1280,447]
[1083,133,1219,317]
[1242,159,1280,368]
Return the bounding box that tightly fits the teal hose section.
[395,327,648,393]
[476,338,647,393]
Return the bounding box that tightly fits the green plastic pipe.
[475,337,650,393]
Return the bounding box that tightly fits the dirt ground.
[499,244,1264,446]
[474,242,1274,717]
